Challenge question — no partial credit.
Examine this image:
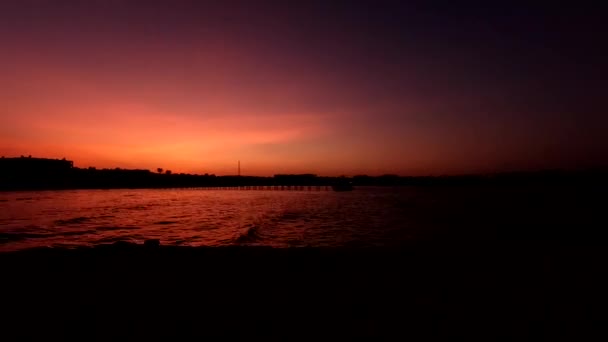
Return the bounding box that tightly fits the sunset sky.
[1,1,606,175]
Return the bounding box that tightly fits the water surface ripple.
[0,188,427,251]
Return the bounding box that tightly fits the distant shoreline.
[2,156,608,191]
[1,171,606,192]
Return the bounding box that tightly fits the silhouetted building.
[0,156,74,175]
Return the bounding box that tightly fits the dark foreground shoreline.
[2,242,607,340]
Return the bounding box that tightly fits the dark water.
[0,185,602,251]
[0,187,428,251]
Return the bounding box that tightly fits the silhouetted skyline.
[1,1,606,175]
[1,155,605,191]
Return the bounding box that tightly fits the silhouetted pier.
[195,185,332,191]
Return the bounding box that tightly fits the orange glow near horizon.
[0,50,443,176]
[1,2,605,176]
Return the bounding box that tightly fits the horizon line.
[1,155,607,178]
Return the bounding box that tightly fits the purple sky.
[1,1,606,175]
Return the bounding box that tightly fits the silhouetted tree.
[165,170,172,175]
[157,168,163,174]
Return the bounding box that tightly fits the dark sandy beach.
[2,242,607,340]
